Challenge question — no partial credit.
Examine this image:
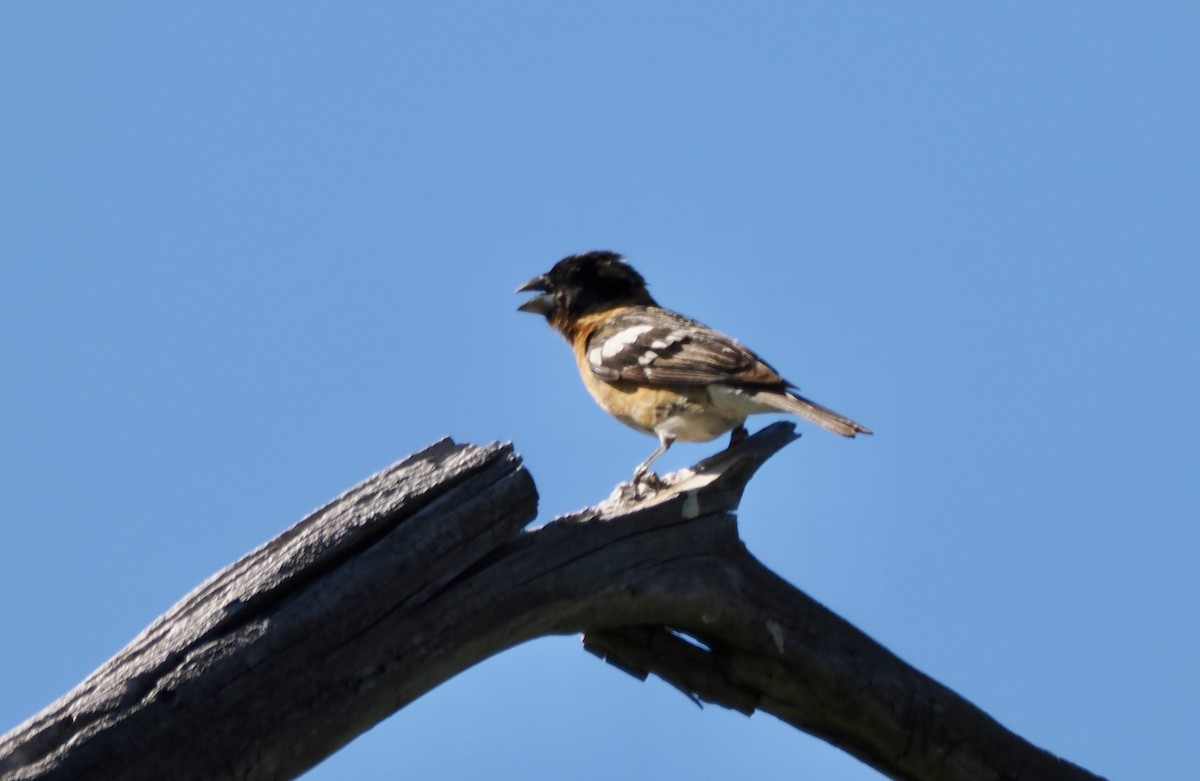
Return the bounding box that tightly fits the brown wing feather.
[587,307,788,388]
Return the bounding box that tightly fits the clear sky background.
[2,4,1196,780]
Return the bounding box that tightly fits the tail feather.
[754,390,873,437]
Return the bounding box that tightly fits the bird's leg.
[632,432,674,487]
[728,424,749,448]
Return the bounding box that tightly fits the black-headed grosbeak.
[518,251,871,482]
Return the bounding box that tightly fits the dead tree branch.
[0,424,1104,781]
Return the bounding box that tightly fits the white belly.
[654,385,774,443]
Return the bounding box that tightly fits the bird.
[517,250,871,483]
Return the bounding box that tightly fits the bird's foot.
[634,469,665,492]
[612,468,663,502]
[728,425,749,448]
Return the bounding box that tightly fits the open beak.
[516,274,555,314]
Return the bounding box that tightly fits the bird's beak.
[516,274,555,314]
[516,274,549,293]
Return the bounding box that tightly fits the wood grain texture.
[0,425,1104,781]
[0,439,538,781]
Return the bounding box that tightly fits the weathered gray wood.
[0,425,1105,781]
[0,439,539,781]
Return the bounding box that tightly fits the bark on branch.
[0,424,1104,781]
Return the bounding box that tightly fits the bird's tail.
[752,390,873,437]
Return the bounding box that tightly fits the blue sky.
[1,4,1196,779]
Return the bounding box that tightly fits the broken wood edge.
[558,420,801,522]
[0,438,537,780]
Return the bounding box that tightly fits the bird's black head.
[517,251,655,324]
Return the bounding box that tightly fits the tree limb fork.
[0,424,1104,781]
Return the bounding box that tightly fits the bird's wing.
[586,307,788,387]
